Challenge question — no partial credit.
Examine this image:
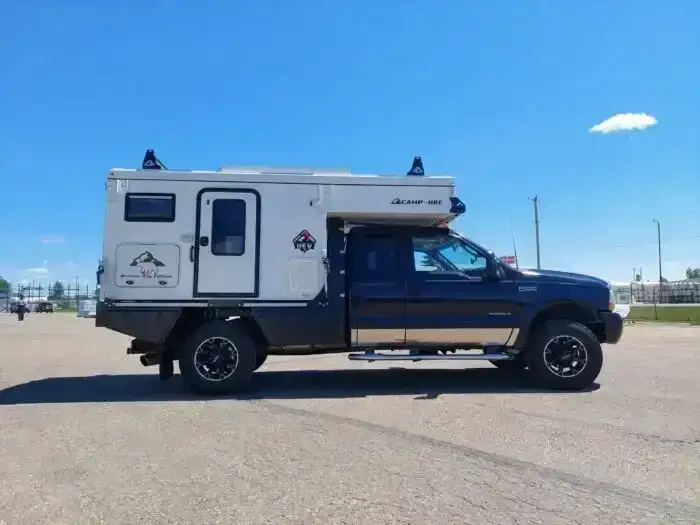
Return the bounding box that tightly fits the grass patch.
[628,305,700,323]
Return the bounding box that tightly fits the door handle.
[199,236,209,247]
[190,245,195,262]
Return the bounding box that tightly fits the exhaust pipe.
[140,353,161,367]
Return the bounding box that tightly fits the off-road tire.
[526,320,603,391]
[178,320,256,395]
[254,352,268,371]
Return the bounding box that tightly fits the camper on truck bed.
[96,151,623,395]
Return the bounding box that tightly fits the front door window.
[412,235,488,277]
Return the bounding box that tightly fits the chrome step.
[348,351,514,362]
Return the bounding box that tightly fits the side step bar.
[348,352,515,362]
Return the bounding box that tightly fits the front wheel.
[178,321,256,395]
[526,320,603,391]
[253,351,268,371]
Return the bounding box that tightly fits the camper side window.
[211,199,246,256]
[124,193,175,222]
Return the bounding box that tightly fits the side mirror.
[486,258,500,281]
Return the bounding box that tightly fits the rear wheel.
[526,320,603,391]
[178,320,256,395]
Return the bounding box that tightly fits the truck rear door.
[347,229,409,347]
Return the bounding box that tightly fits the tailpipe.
[140,353,161,367]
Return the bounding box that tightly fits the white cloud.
[589,113,658,134]
[40,234,65,244]
[24,267,49,276]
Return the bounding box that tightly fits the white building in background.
[610,280,700,305]
[610,282,634,305]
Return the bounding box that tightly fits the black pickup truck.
[98,221,623,395]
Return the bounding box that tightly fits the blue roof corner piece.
[449,196,466,216]
[142,149,162,170]
[407,156,425,176]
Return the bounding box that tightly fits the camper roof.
[108,167,454,188]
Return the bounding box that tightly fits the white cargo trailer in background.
[78,299,97,318]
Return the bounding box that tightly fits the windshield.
[412,234,489,274]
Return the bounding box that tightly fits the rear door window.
[211,198,246,256]
[350,234,402,282]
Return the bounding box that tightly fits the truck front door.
[347,229,409,347]
[194,189,260,297]
[406,232,519,347]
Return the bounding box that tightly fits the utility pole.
[530,195,541,269]
[653,218,663,304]
[652,219,662,283]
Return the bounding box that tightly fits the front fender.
[513,300,600,348]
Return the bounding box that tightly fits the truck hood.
[517,268,609,287]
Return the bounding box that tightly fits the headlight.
[609,287,616,311]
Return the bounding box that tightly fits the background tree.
[686,268,700,280]
[49,280,65,300]
[0,276,10,292]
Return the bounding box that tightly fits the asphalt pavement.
[1,315,699,524]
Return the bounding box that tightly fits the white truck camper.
[96,151,623,394]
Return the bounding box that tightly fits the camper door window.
[124,193,176,222]
[211,198,246,256]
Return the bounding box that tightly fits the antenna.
[509,219,520,270]
[529,195,541,269]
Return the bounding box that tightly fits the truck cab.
[96,154,623,395]
[341,223,622,379]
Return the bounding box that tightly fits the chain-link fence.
[0,282,97,312]
[611,280,700,305]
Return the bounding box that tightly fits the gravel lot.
[1,314,699,524]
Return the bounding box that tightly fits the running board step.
[348,352,515,362]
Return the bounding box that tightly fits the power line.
[555,234,700,256]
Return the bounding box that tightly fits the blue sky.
[1,0,699,288]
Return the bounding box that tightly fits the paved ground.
[0,315,699,525]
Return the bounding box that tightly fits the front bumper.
[600,311,624,344]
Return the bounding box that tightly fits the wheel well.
[163,308,268,359]
[527,302,603,341]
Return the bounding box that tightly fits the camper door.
[194,189,260,297]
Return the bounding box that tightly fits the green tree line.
[687,268,700,280]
